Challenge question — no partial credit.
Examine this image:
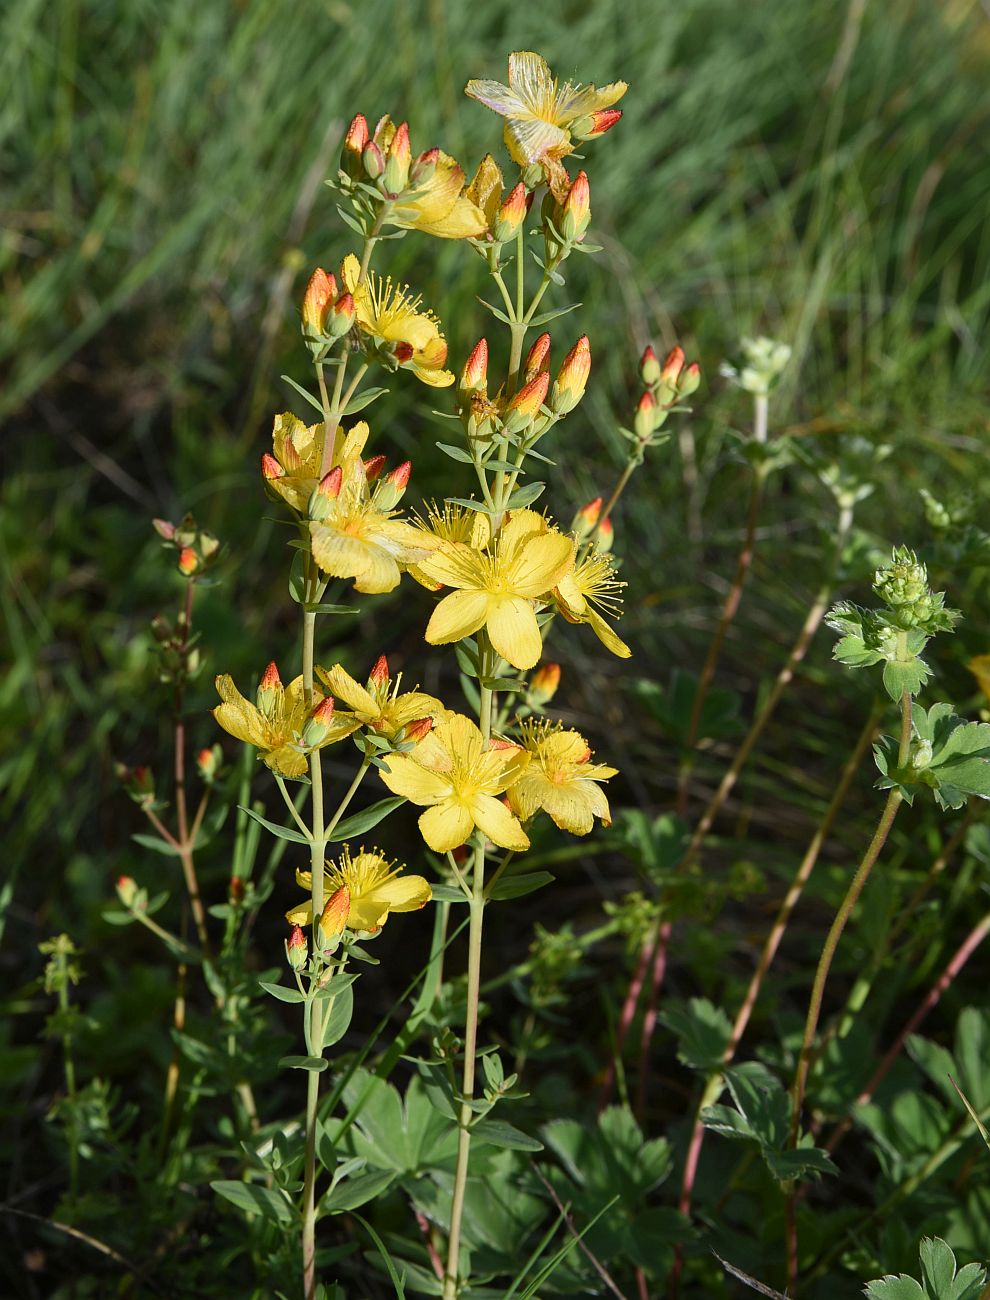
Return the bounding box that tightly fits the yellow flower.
[341,254,454,387]
[419,509,575,671]
[213,663,359,779]
[285,847,432,934]
[378,712,530,853]
[315,654,442,742]
[263,415,371,515]
[969,655,990,706]
[507,720,618,835]
[408,501,492,590]
[309,458,438,594]
[465,52,627,196]
[554,551,632,659]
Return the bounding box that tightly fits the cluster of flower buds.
[301,267,356,356]
[570,496,615,553]
[152,514,221,579]
[340,113,447,204]
[873,548,952,633]
[150,610,201,687]
[621,344,700,461]
[456,333,591,445]
[115,763,156,811]
[720,335,791,397]
[542,171,591,264]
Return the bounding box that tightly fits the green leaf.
[436,442,474,464]
[336,204,368,237]
[659,998,732,1072]
[429,883,470,903]
[279,1055,328,1072]
[239,805,311,844]
[212,1180,296,1224]
[528,301,581,328]
[343,386,389,415]
[506,481,545,510]
[329,796,406,841]
[259,980,306,1004]
[487,870,554,901]
[280,373,324,416]
[864,1277,925,1300]
[476,296,513,325]
[763,1145,837,1182]
[322,1168,397,1214]
[471,1118,543,1151]
[445,495,489,513]
[882,657,930,702]
[131,832,182,857]
[319,982,354,1049]
[304,602,358,615]
[350,1212,407,1299]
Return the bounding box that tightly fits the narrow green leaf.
[429,884,470,904]
[350,1212,406,1298]
[528,302,582,328]
[212,1180,296,1225]
[445,496,489,514]
[471,1118,543,1151]
[329,797,406,841]
[239,805,311,844]
[319,983,354,1049]
[131,832,182,857]
[487,871,555,901]
[343,386,389,415]
[506,481,545,510]
[476,297,513,325]
[259,980,306,1004]
[279,1055,329,1072]
[323,1169,397,1214]
[281,373,324,415]
[304,602,358,615]
[436,442,474,464]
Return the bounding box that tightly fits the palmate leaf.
[876,705,990,809]
[865,1237,986,1300]
[658,997,732,1072]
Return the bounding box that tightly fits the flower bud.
[329,292,355,338]
[411,147,440,186]
[152,518,176,541]
[308,467,342,520]
[661,347,685,388]
[550,335,591,414]
[368,654,390,688]
[341,114,369,178]
[572,108,623,140]
[383,121,412,194]
[874,550,928,610]
[302,696,336,748]
[302,267,337,337]
[558,171,591,241]
[639,346,661,386]
[528,662,561,707]
[459,339,489,400]
[596,516,615,553]
[363,454,387,481]
[178,547,199,576]
[374,461,411,510]
[571,497,602,541]
[256,661,282,715]
[318,886,350,947]
[196,745,222,783]
[521,162,544,191]
[634,390,657,439]
[679,362,701,397]
[362,138,385,180]
[523,333,551,383]
[502,370,550,435]
[116,875,139,908]
[286,924,308,970]
[261,452,284,482]
[199,531,220,560]
[492,182,529,243]
[229,875,245,906]
[400,716,433,745]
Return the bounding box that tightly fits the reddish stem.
[598,935,652,1111]
[635,921,670,1119]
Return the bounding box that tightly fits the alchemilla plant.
[34,43,990,1300]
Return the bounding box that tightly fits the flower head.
[408,501,492,590]
[420,509,575,670]
[315,656,442,744]
[286,847,431,934]
[362,115,486,239]
[508,720,618,834]
[213,670,359,778]
[554,552,631,658]
[341,254,454,387]
[466,52,626,197]
[379,712,530,852]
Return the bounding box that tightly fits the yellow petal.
[426,589,491,646]
[316,664,378,717]
[465,153,504,223]
[464,78,530,118]
[213,676,268,748]
[586,608,632,658]
[264,744,308,779]
[285,900,314,925]
[470,794,530,851]
[368,875,432,912]
[486,595,543,670]
[507,51,555,114]
[419,541,485,590]
[351,545,403,594]
[414,194,488,240]
[419,800,475,853]
[505,117,570,167]
[347,896,389,932]
[379,753,452,805]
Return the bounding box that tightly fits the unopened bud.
[362,138,385,180]
[679,362,701,397]
[521,162,544,191]
[661,347,685,388]
[528,662,561,707]
[229,875,245,906]
[329,292,355,338]
[256,661,282,715]
[634,390,657,439]
[318,887,350,947]
[261,452,284,481]
[558,171,591,241]
[400,716,433,745]
[286,924,308,970]
[302,696,336,748]
[503,370,550,435]
[199,531,220,560]
[368,654,390,687]
[383,121,411,194]
[309,467,342,520]
[572,107,623,140]
[363,454,387,481]
[341,114,369,178]
[492,182,529,243]
[550,335,591,414]
[152,518,176,541]
[411,146,440,186]
[596,516,615,553]
[302,267,337,337]
[178,547,199,576]
[523,333,551,384]
[639,346,661,385]
[196,745,222,783]
[459,339,489,400]
[375,461,411,510]
[116,875,139,908]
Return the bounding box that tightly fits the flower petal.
[486,595,543,670]
[464,78,531,119]
[368,874,433,912]
[470,793,530,851]
[419,800,474,853]
[379,753,452,805]
[426,589,491,646]
[317,664,378,717]
[586,608,632,658]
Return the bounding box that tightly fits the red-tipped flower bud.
[679,362,701,397]
[503,370,550,434]
[178,547,199,576]
[634,390,657,439]
[639,345,661,386]
[308,465,342,520]
[256,661,282,715]
[375,460,411,510]
[383,121,412,193]
[571,496,603,540]
[362,138,385,180]
[559,171,591,241]
[341,114,369,178]
[152,518,176,541]
[363,454,387,481]
[261,452,284,481]
[597,516,615,553]
[661,346,685,388]
[196,745,221,783]
[229,875,245,906]
[523,333,552,383]
[573,108,623,140]
[401,716,434,745]
[301,267,337,337]
[551,335,591,414]
[329,292,355,339]
[302,695,336,748]
[286,923,308,970]
[116,875,139,908]
[492,181,529,243]
[459,339,489,399]
[411,146,440,185]
[318,886,350,947]
[528,662,561,707]
[368,654,390,687]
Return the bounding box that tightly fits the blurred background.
[2,0,990,1292]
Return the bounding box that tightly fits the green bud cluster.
[721,335,791,396]
[872,547,958,634]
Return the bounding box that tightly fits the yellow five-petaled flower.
[508,720,617,834]
[286,846,432,935]
[341,254,454,387]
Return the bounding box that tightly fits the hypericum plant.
[204,50,696,1300]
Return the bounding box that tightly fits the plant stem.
[785,685,912,1293]
[174,579,212,956]
[57,962,80,1208]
